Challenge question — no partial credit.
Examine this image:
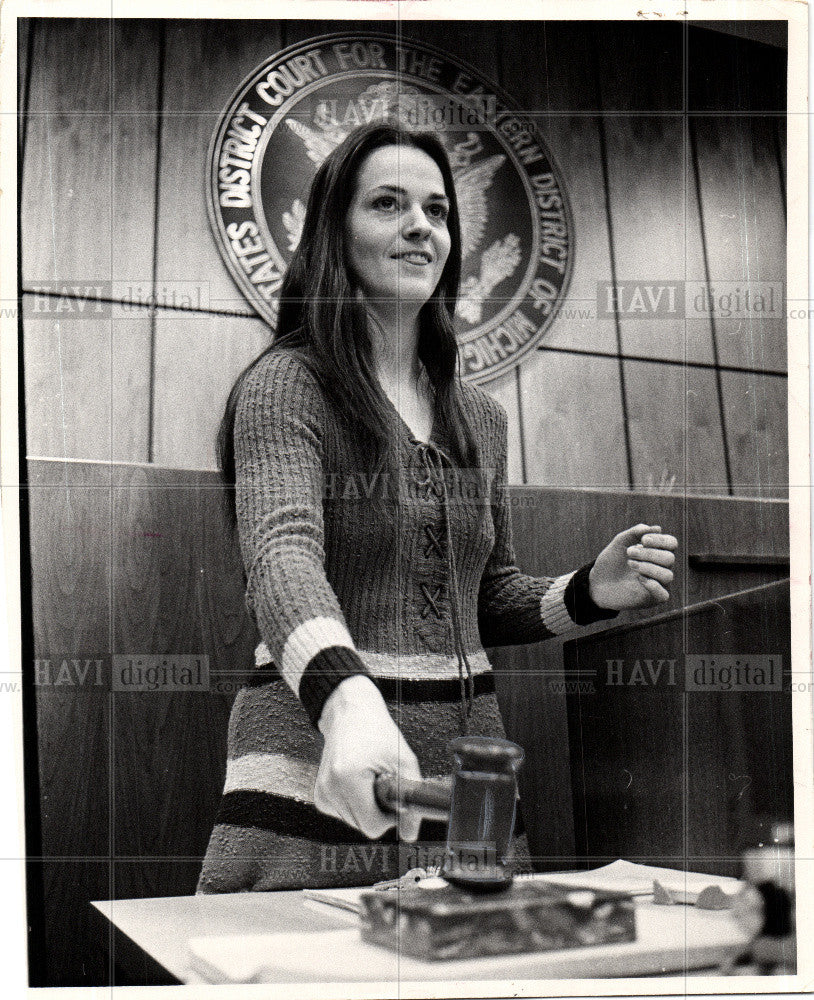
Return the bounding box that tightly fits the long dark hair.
[217,120,479,527]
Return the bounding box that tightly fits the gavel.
[374,735,525,891]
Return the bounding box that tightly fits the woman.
[197,121,678,893]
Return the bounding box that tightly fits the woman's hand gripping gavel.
[315,675,424,840]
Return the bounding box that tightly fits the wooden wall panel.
[538,116,616,356]
[494,23,616,476]
[23,299,112,460]
[721,370,789,498]
[519,351,628,488]
[22,106,112,286]
[22,20,159,287]
[566,580,792,875]
[605,117,714,365]
[497,22,599,112]
[40,862,112,986]
[692,116,786,373]
[22,296,153,463]
[110,315,153,463]
[687,26,787,113]
[594,21,683,113]
[28,467,113,855]
[110,471,219,860]
[154,21,286,316]
[624,359,729,493]
[18,20,32,149]
[110,22,162,282]
[151,312,270,469]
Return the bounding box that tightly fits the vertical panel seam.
[591,28,634,490]
[688,117,735,496]
[771,116,787,221]
[147,26,167,464]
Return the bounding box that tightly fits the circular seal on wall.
[208,32,573,383]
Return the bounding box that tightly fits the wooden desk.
[92,885,750,987]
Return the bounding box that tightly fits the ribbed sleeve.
[234,351,370,725]
[476,402,617,647]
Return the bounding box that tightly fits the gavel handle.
[374,772,452,824]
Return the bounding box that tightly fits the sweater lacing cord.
[416,443,475,735]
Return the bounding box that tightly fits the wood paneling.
[22,106,113,286]
[624,359,729,493]
[22,294,155,462]
[497,21,599,113]
[111,315,153,464]
[23,300,113,461]
[22,20,160,287]
[26,18,111,113]
[154,20,286,316]
[18,20,33,152]
[111,470,234,859]
[688,25,787,113]
[566,580,792,875]
[151,312,270,468]
[593,21,683,113]
[692,116,786,373]
[720,369,789,498]
[537,115,617,356]
[27,463,113,862]
[110,22,162,282]
[605,117,714,365]
[519,351,628,488]
[39,861,112,986]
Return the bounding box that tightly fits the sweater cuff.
[565,561,620,625]
[298,646,372,728]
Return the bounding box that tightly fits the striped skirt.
[196,667,532,893]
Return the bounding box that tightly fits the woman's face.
[344,145,452,308]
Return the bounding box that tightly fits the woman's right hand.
[315,675,423,841]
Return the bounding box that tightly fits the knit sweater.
[196,347,616,892]
[239,347,614,719]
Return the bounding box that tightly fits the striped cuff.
[254,615,371,727]
[298,646,371,727]
[565,561,620,625]
[539,571,577,635]
[540,563,619,634]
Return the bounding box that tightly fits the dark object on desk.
[729,820,796,975]
[360,882,636,961]
[375,736,525,891]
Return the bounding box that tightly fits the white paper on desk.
[534,859,743,896]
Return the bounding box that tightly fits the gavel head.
[441,736,525,892]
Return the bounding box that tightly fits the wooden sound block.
[359,881,636,961]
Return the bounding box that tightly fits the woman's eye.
[373,196,397,211]
[427,204,449,222]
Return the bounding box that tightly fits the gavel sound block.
[364,737,636,960]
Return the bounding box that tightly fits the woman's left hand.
[588,523,678,610]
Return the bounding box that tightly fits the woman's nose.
[402,204,432,238]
